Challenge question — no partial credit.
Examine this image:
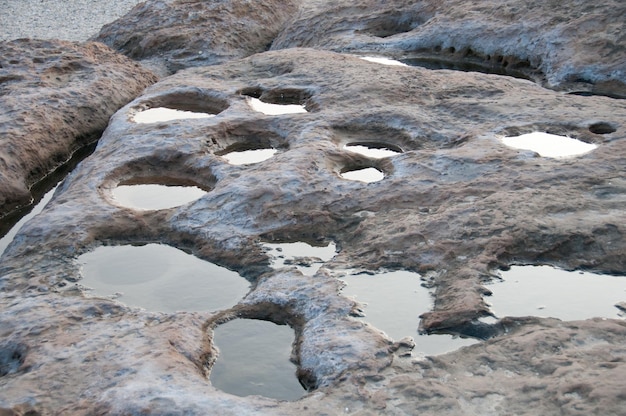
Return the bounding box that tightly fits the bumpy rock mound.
[271,0,626,97]
[93,0,299,74]
[1,48,624,414]
[0,39,157,222]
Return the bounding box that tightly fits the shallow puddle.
[360,56,408,67]
[78,244,250,313]
[247,97,307,115]
[131,107,216,123]
[501,132,597,158]
[340,271,478,355]
[221,148,277,165]
[340,167,385,183]
[487,265,626,320]
[0,186,57,257]
[263,241,337,276]
[210,319,304,401]
[344,144,402,159]
[111,184,207,210]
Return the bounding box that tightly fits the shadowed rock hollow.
[0,0,625,415]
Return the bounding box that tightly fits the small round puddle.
[487,265,626,320]
[221,148,277,165]
[501,132,597,158]
[247,98,307,115]
[344,143,402,159]
[360,56,408,67]
[263,241,337,276]
[340,167,385,183]
[210,319,305,401]
[111,184,207,210]
[131,107,216,123]
[78,244,250,313]
[341,271,478,355]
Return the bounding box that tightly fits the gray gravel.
[0,0,144,42]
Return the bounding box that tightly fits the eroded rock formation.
[1,0,625,414]
[0,39,157,226]
[93,0,299,75]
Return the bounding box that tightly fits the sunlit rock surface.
[1,1,626,415]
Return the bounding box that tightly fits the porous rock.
[1,47,625,414]
[0,39,157,223]
[270,0,626,97]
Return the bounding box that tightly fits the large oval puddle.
[501,132,597,158]
[487,265,626,320]
[132,107,216,123]
[210,319,305,401]
[263,241,337,276]
[340,271,478,356]
[111,184,207,210]
[78,244,250,313]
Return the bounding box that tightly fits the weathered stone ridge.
[0,39,157,220]
[93,0,300,75]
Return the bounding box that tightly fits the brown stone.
[0,39,157,221]
[1,46,624,414]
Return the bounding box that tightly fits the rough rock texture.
[271,0,626,98]
[91,0,625,96]
[93,0,299,75]
[0,39,157,223]
[1,47,625,414]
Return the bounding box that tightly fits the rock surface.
[93,0,299,75]
[0,39,157,225]
[92,0,625,96]
[1,45,625,414]
[270,0,626,97]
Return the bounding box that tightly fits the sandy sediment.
[0,0,143,42]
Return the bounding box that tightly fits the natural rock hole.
[588,122,616,135]
[220,148,277,165]
[340,167,385,183]
[131,107,216,123]
[78,244,250,313]
[263,241,337,276]
[240,87,312,115]
[340,271,478,356]
[210,318,304,401]
[486,265,626,321]
[0,342,28,377]
[247,97,307,115]
[400,54,535,82]
[111,182,208,211]
[130,91,229,123]
[501,131,597,158]
[344,142,402,159]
